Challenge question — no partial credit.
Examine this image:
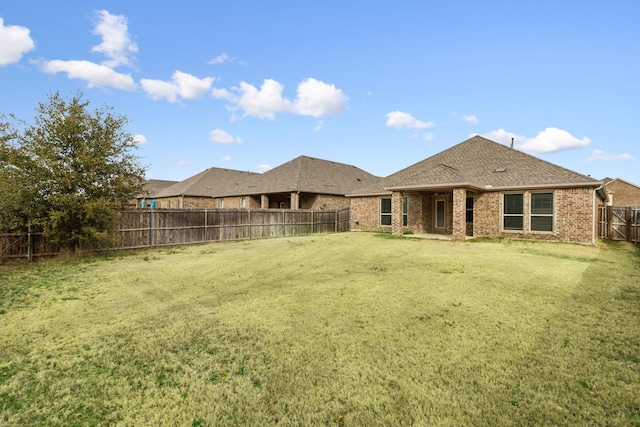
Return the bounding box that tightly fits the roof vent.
[493,167,507,173]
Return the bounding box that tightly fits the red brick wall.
[350,195,390,231]
[473,192,501,236]
[473,187,596,243]
[150,196,217,209]
[452,188,466,240]
[301,194,351,210]
[604,180,640,206]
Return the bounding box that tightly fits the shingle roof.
[139,179,178,198]
[349,135,601,196]
[152,167,259,198]
[218,155,381,197]
[602,177,640,189]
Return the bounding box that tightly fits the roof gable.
[138,179,178,197]
[602,177,640,190]
[351,135,600,195]
[152,167,259,198]
[222,155,381,196]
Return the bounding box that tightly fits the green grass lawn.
[1,233,639,426]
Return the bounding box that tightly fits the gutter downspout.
[593,183,604,244]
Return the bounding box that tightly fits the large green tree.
[0,92,146,250]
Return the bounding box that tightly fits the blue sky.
[1,1,639,184]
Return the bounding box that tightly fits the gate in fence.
[599,206,640,244]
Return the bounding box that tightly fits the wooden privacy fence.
[599,206,640,244]
[119,207,351,248]
[1,207,351,260]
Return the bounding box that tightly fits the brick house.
[348,136,607,243]
[140,167,259,209]
[601,177,640,207]
[141,156,380,211]
[215,155,380,210]
[135,179,178,208]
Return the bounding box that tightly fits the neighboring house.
[134,179,178,208]
[141,168,259,209]
[601,177,640,207]
[348,135,606,243]
[215,155,381,210]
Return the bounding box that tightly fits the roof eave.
[385,182,478,191]
[346,190,393,197]
[385,181,603,192]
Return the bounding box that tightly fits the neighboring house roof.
[218,155,381,197]
[151,167,259,198]
[602,177,640,189]
[600,177,640,206]
[349,135,602,196]
[139,179,179,198]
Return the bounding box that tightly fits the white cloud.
[292,78,347,118]
[141,71,214,103]
[462,114,479,125]
[177,160,188,166]
[236,79,292,119]
[410,131,434,141]
[174,71,214,99]
[211,87,234,100]
[257,164,272,173]
[91,10,137,68]
[587,149,634,161]
[40,59,136,90]
[314,120,324,132]
[483,127,591,153]
[139,79,177,102]
[386,111,435,130]
[222,156,231,162]
[0,17,36,66]
[208,53,232,65]
[133,134,148,145]
[209,129,242,144]
[215,78,348,120]
[482,128,525,147]
[520,127,591,153]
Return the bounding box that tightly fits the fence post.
[606,206,612,240]
[204,209,208,242]
[150,209,154,247]
[27,225,33,262]
[626,207,633,243]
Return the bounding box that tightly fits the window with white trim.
[381,198,392,226]
[241,197,246,208]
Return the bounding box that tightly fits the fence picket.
[1,207,351,260]
[599,206,640,244]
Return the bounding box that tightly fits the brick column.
[261,194,269,209]
[290,192,300,210]
[392,191,404,236]
[452,188,466,240]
